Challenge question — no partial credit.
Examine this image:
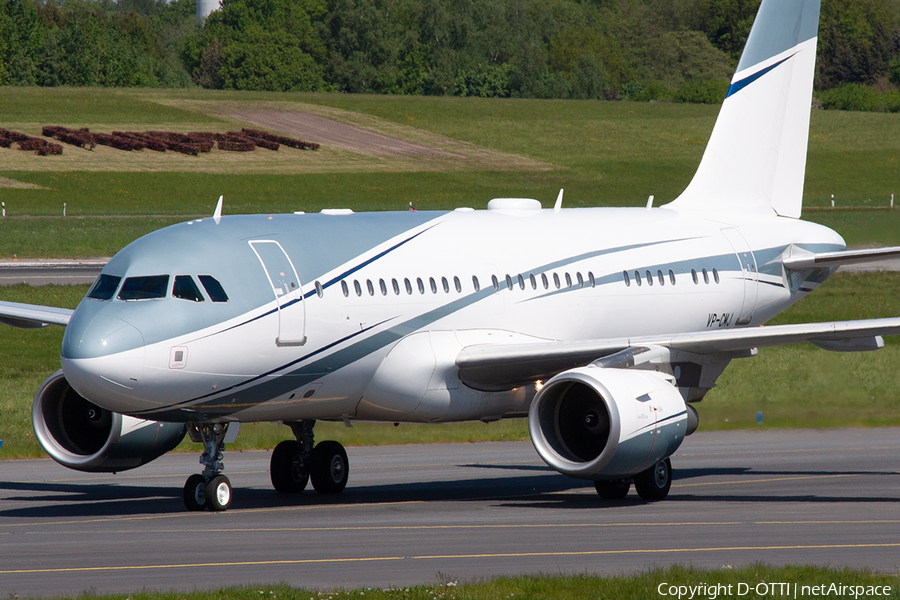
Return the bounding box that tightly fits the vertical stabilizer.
[667,0,821,218]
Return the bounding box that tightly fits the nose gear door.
[249,240,306,346]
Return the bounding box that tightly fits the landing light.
[534,380,544,391]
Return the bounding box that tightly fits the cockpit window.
[173,275,204,302]
[118,275,169,300]
[198,275,229,303]
[87,274,121,300]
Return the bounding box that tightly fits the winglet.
[213,195,223,224]
[554,189,564,214]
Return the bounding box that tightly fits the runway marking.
[21,521,744,535]
[0,500,426,529]
[4,542,900,575]
[675,473,857,488]
[677,445,900,457]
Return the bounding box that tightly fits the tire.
[309,441,348,495]
[595,478,631,499]
[183,474,207,511]
[634,458,672,501]
[270,440,309,494]
[206,474,232,511]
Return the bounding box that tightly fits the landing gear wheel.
[206,475,232,511]
[270,440,309,493]
[595,478,631,499]
[310,441,348,494]
[634,458,672,501]
[184,474,207,511]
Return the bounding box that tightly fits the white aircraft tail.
[667,0,821,219]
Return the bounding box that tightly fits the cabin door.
[249,240,306,346]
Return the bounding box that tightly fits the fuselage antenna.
[213,195,224,224]
[554,189,564,213]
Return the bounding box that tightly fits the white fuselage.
[60,204,844,425]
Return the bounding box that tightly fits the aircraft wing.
[456,317,900,391]
[0,300,73,328]
[784,246,900,269]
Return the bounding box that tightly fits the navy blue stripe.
[726,54,794,98]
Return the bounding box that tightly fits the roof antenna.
[213,195,223,224]
[646,195,654,210]
[554,189,564,213]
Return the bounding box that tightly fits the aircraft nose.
[63,314,145,360]
[61,314,146,411]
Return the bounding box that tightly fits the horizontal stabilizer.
[457,317,900,391]
[0,300,73,328]
[783,246,900,270]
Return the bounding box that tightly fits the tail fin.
[667,0,821,219]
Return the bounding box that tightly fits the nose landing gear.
[270,420,349,496]
[183,422,233,512]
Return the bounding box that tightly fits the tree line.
[2,0,900,106]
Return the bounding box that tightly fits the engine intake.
[529,367,687,480]
[32,370,185,472]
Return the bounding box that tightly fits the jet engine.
[528,367,688,480]
[32,370,185,472]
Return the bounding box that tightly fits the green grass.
[2,272,900,458]
[15,566,900,600]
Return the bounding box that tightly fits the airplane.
[4,0,900,512]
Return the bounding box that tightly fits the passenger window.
[472,275,480,292]
[623,271,630,287]
[199,275,229,302]
[379,279,388,295]
[492,275,500,291]
[505,274,513,290]
[354,280,362,296]
[405,278,413,295]
[517,274,525,290]
[646,270,653,286]
[553,273,560,289]
[341,280,350,297]
[367,280,375,296]
[529,274,537,289]
[173,275,204,302]
[392,279,400,295]
[429,277,437,294]
[691,269,699,284]
[702,268,710,284]
[668,270,676,285]
[589,272,596,287]
[565,273,572,288]
[541,273,549,289]
[442,277,450,293]
[88,274,121,300]
[454,276,462,293]
[417,278,425,294]
[713,268,720,284]
[119,275,169,301]
[657,270,664,286]
[315,280,324,298]
[577,272,584,288]
[635,271,642,286]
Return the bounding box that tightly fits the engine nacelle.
[528,367,688,480]
[32,370,186,472]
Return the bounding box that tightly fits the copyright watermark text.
[657,582,893,599]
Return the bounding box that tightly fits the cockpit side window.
[87,274,121,300]
[198,275,229,303]
[118,275,169,300]
[173,275,205,302]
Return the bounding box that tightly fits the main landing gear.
[183,423,233,512]
[270,420,349,496]
[594,458,673,501]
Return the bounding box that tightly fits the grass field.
[16,566,900,600]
